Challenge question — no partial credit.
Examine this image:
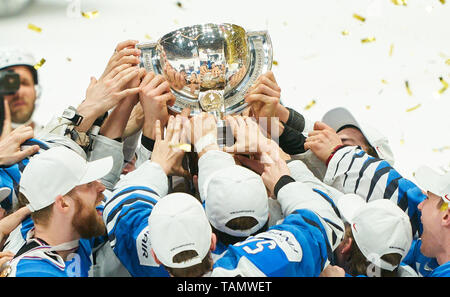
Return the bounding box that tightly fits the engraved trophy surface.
[137,23,272,147]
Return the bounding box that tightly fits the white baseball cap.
[20,146,113,212]
[202,165,269,237]
[414,165,450,203]
[148,193,212,269]
[337,194,412,271]
[322,107,395,166]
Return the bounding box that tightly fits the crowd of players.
[0,40,448,277]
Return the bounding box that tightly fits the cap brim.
[336,194,366,223]
[0,187,11,203]
[78,156,113,185]
[414,166,450,199]
[321,107,361,132]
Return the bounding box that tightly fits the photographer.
[0,48,44,137]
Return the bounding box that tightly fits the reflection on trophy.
[137,23,272,147]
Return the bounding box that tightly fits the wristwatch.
[62,106,83,126]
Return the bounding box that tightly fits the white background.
[0,0,449,180]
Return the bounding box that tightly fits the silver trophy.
[137,23,272,147]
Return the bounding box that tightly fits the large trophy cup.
[137,23,272,147]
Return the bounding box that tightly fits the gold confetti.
[391,0,407,5]
[169,143,191,152]
[366,105,371,110]
[381,79,388,84]
[145,34,152,40]
[405,81,413,96]
[341,30,349,36]
[27,23,42,33]
[433,146,450,152]
[439,0,445,4]
[400,138,405,145]
[389,44,394,56]
[272,60,278,66]
[438,77,449,94]
[304,100,316,110]
[446,59,450,65]
[33,58,46,70]
[406,104,421,112]
[176,1,183,8]
[81,10,99,19]
[66,57,72,62]
[353,13,366,22]
[361,37,376,43]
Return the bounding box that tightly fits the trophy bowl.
[137,23,273,117]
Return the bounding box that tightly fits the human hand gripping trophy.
[137,23,272,149]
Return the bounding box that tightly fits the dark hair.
[344,224,401,277]
[212,217,269,246]
[164,251,213,277]
[17,192,52,227]
[337,125,379,158]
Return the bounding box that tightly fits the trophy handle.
[136,42,160,74]
[246,30,273,75]
[224,30,273,115]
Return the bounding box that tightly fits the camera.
[0,69,20,136]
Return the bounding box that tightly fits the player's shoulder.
[12,256,66,277]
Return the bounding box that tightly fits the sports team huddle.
[0,40,448,278]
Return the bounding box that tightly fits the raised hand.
[0,125,39,166]
[77,64,142,133]
[189,112,218,157]
[139,72,176,139]
[224,115,272,155]
[100,40,141,80]
[304,121,343,164]
[0,99,12,140]
[151,117,189,178]
[245,71,281,120]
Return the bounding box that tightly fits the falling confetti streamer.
[361,37,376,43]
[405,81,413,96]
[433,146,450,152]
[33,58,46,70]
[391,0,407,5]
[304,100,316,110]
[438,77,449,94]
[169,143,191,152]
[27,23,42,33]
[389,44,394,56]
[353,13,366,22]
[81,10,99,19]
[406,104,421,112]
